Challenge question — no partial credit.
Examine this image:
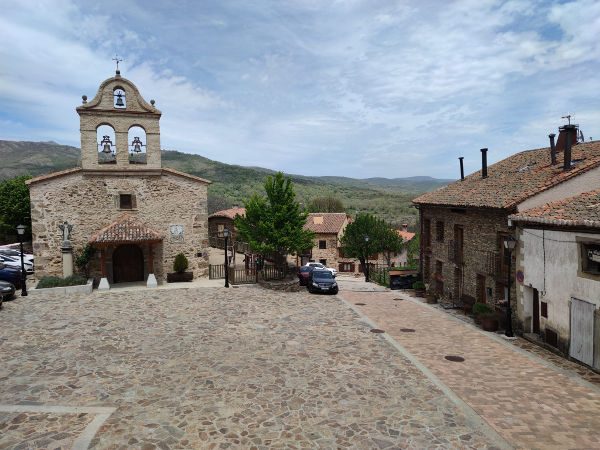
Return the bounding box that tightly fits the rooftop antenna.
[112,54,123,75]
[561,114,572,125]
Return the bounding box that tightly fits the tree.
[0,175,32,242]
[75,244,95,278]
[235,172,314,266]
[406,233,420,269]
[381,228,404,268]
[307,195,345,213]
[340,213,388,281]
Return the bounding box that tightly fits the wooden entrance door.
[532,288,540,334]
[113,244,144,283]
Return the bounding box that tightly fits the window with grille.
[319,240,327,249]
[119,194,133,209]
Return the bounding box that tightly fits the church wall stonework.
[29,170,209,281]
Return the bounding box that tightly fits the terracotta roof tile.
[509,189,600,228]
[397,230,416,241]
[304,213,348,234]
[90,214,163,244]
[413,141,600,209]
[26,167,82,185]
[209,207,246,220]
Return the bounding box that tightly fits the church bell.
[131,136,143,153]
[100,135,113,153]
[115,92,124,107]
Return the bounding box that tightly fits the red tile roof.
[304,213,348,234]
[397,230,416,242]
[509,189,600,228]
[209,207,246,220]
[90,214,163,244]
[413,141,600,209]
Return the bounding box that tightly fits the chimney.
[564,128,572,170]
[549,133,557,165]
[480,148,488,178]
[458,157,465,181]
[402,223,408,232]
[555,123,579,154]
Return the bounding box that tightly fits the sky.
[1,0,600,179]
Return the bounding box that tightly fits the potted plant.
[412,280,426,297]
[425,281,438,304]
[167,253,193,282]
[472,302,498,331]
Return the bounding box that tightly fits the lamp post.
[223,227,230,288]
[504,235,517,337]
[16,224,27,297]
[364,235,370,282]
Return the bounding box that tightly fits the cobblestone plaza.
[0,280,598,449]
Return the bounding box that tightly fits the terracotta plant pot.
[167,272,193,283]
[480,315,499,332]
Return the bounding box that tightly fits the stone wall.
[420,206,515,306]
[29,170,209,282]
[309,233,339,267]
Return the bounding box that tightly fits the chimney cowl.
[458,156,465,181]
[480,148,488,179]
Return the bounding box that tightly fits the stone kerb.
[258,278,301,292]
[29,278,94,297]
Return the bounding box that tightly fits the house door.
[476,274,486,303]
[113,244,144,283]
[532,288,540,334]
[570,298,595,366]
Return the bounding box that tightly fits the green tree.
[340,213,388,281]
[235,172,314,266]
[406,233,420,269]
[0,175,31,241]
[307,195,345,213]
[381,228,404,268]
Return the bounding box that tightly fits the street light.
[16,224,27,297]
[504,235,517,337]
[364,235,370,283]
[223,227,230,288]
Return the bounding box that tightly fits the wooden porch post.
[148,243,154,274]
[100,248,106,277]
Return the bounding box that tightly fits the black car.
[0,263,22,290]
[307,269,338,295]
[0,280,15,302]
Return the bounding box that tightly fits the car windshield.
[313,271,333,279]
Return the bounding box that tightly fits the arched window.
[97,124,116,164]
[113,87,126,109]
[128,125,147,164]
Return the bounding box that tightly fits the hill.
[0,140,451,226]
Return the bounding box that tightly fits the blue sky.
[1,0,600,179]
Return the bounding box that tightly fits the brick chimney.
[549,133,557,165]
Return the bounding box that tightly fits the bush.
[173,253,189,273]
[472,302,494,316]
[412,280,425,290]
[75,244,95,277]
[37,275,87,289]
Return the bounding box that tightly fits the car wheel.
[331,288,339,295]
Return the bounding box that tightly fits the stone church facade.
[27,70,210,287]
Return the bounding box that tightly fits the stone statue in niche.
[170,224,184,242]
[59,221,73,244]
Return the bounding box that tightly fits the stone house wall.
[309,233,340,267]
[29,170,209,281]
[419,206,515,306]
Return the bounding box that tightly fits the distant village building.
[413,123,600,329]
[27,70,210,288]
[509,190,600,369]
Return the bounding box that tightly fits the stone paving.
[342,289,600,450]
[0,286,505,449]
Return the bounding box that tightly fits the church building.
[26,69,210,288]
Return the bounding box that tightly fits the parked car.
[307,268,339,295]
[0,280,15,301]
[0,254,34,274]
[0,263,22,289]
[0,248,34,265]
[298,265,314,286]
[304,262,337,276]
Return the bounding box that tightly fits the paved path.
[0,286,505,449]
[341,290,600,450]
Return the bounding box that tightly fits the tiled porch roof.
[209,207,246,220]
[90,214,163,244]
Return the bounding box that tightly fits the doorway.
[533,288,540,334]
[113,244,144,283]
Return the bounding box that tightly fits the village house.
[509,190,600,369]
[413,123,600,323]
[26,70,211,288]
[303,213,350,269]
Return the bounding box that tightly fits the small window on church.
[119,194,133,210]
[113,88,126,109]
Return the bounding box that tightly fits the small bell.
[100,135,113,153]
[115,92,124,107]
[131,136,143,153]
